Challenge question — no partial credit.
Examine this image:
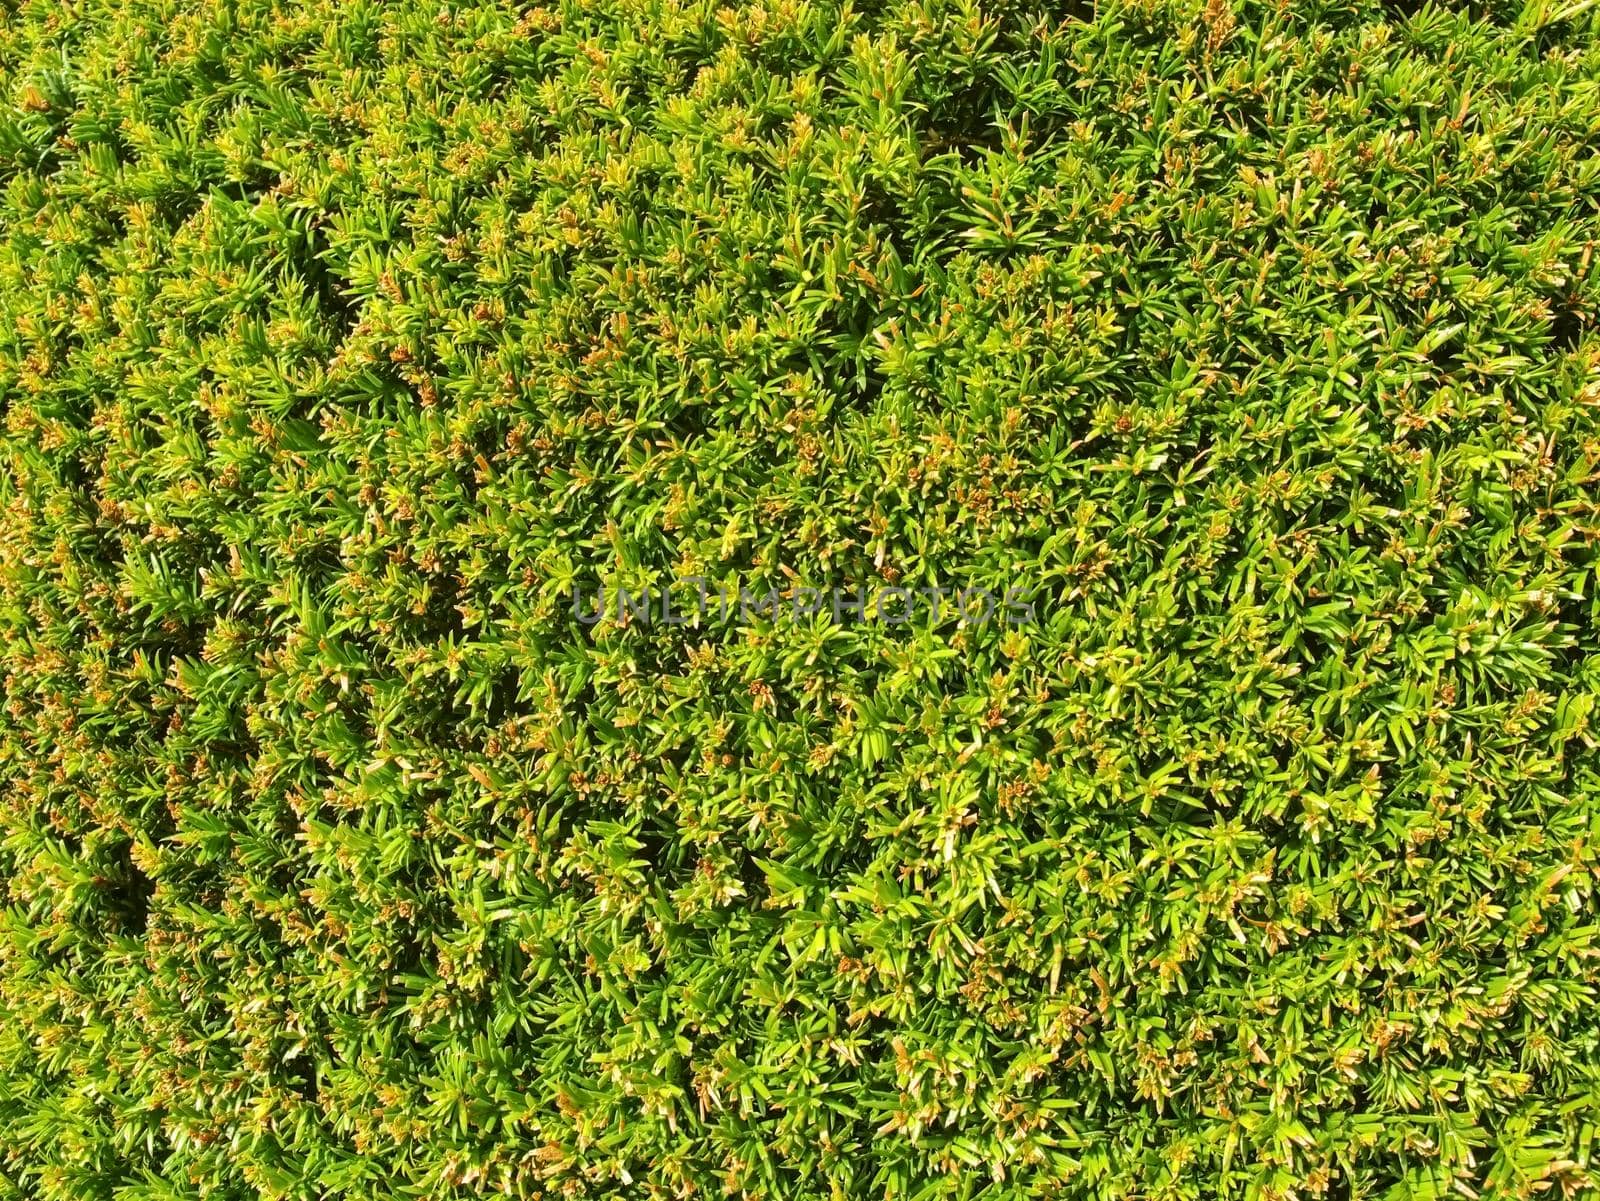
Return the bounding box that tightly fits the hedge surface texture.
[2,0,1599,1198]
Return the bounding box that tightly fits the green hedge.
[2,0,1599,1197]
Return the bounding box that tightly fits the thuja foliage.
[1,0,1599,1196]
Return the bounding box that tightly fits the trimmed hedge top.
[2,0,1599,1197]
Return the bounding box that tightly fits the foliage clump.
[2,0,1600,1196]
